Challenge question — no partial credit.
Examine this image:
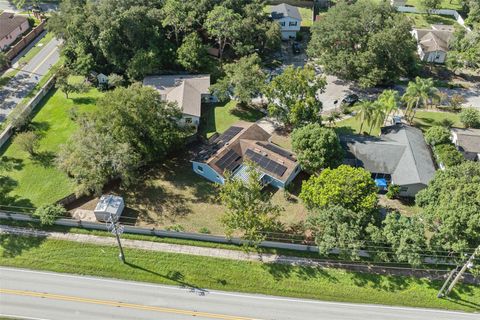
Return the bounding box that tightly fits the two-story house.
[270,3,302,40]
[143,74,211,131]
[0,12,29,51]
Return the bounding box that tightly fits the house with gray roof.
[341,124,436,197]
[451,128,480,161]
[412,26,453,64]
[270,3,302,40]
[143,74,211,131]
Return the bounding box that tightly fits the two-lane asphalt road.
[0,37,60,122]
[0,267,477,320]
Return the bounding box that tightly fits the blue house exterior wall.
[191,161,224,184]
[192,162,301,189]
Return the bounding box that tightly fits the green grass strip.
[0,234,479,312]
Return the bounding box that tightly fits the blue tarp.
[375,178,388,188]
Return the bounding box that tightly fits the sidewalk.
[2,224,477,283]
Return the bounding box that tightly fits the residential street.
[0,267,477,320]
[0,37,60,122]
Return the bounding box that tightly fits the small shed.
[94,195,125,222]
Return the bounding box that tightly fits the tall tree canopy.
[307,0,417,88]
[220,165,282,246]
[291,124,344,173]
[211,53,266,104]
[416,162,480,254]
[49,0,279,78]
[57,84,188,195]
[300,165,378,213]
[264,66,326,128]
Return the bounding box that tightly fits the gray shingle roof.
[270,3,302,21]
[341,125,436,186]
[0,12,28,41]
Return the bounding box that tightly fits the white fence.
[396,6,472,32]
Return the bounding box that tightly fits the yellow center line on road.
[0,288,260,320]
[29,46,58,75]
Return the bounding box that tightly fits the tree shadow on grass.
[350,272,411,292]
[0,156,24,172]
[0,234,46,258]
[262,262,338,283]
[125,261,208,295]
[31,151,56,168]
[72,97,96,105]
[0,176,35,212]
[230,104,264,122]
[29,121,51,137]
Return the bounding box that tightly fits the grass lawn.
[199,100,264,138]
[405,0,463,10]
[298,7,313,27]
[335,110,462,136]
[1,235,479,312]
[0,87,102,209]
[405,13,458,28]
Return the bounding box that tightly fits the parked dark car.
[341,94,359,107]
[292,42,301,54]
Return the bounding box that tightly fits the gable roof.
[341,124,436,186]
[414,29,452,53]
[143,74,210,117]
[195,122,298,182]
[0,12,28,40]
[270,3,302,21]
[451,128,480,154]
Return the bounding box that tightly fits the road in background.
[0,267,477,320]
[0,37,60,122]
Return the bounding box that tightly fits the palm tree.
[377,90,399,126]
[402,77,439,123]
[368,102,386,134]
[355,100,375,134]
[326,111,342,127]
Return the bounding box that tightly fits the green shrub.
[386,184,400,199]
[459,108,480,128]
[198,227,211,234]
[33,204,65,225]
[166,224,185,232]
[435,144,464,168]
[424,126,451,146]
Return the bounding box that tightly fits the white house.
[411,26,453,64]
[270,3,302,40]
[143,74,211,131]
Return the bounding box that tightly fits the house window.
[185,118,192,124]
[280,21,286,26]
[197,166,203,172]
[400,186,408,192]
[289,21,297,26]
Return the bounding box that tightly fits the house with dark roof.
[341,124,436,197]
[270,3,302,40]
[412,26,453,64]
[0,12,29,51]
[192,122,301,188]
[143,74,211,131]
[451,128,480,161]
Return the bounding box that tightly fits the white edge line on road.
[0,314,52,320]
[0,267,477,316]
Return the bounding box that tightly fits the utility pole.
[106,214,125,263]
[437,245,479,298]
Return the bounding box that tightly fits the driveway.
[0,37,60,123]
